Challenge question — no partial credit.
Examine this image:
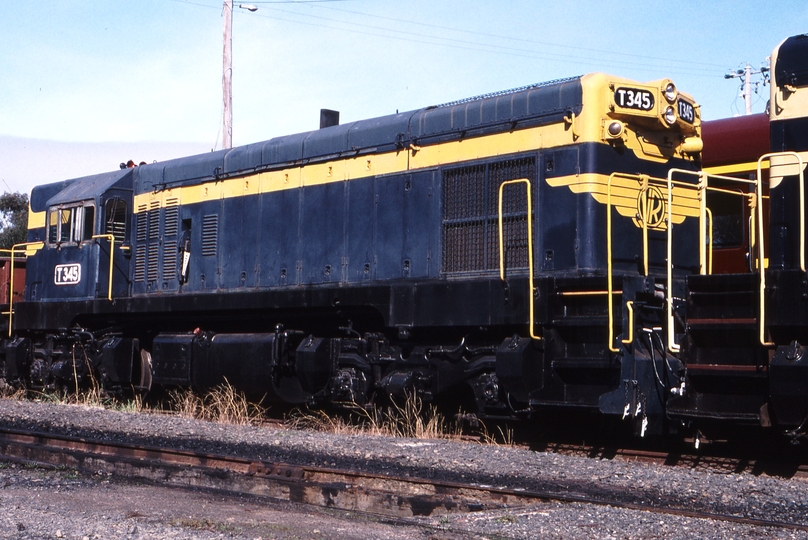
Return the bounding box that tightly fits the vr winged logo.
[636,185,667,230]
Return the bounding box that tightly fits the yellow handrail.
[640,176,650,277]
[665,169,679,353]
[7,241,45,337]
[606,172,653,352]
[756,152,805,346]
[621,301,635,345]
[497,178,540,340]
[557,290,622,296]
[666,168,759,353]
[705,206,713,275]
[92,234,116,302]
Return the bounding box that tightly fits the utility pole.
[725,62,769,116]
[222,0,233,149]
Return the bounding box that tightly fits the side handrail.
[6,241,45,337]
[498,178,540,340]
[666,168,758,353]
[607,172,656,352]
[756,152,805,346]
[705,207,713,275]
[621,301,635,345]
[92,234,116,302]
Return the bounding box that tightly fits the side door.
[97,190,133,299]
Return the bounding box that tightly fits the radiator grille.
[441,156,535,274]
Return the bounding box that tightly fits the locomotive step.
[550,357,616,371]
[551,316,609,327]
[686,318,757,329]
[685,363,767,374]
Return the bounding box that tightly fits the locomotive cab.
[26,169,133,303]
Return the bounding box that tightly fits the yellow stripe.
[134,123,574,212]
[705,161,769,175]
[126,73,700,215]
[131,138,700,232]
[28,210,45,229]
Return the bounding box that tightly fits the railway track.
[542,440,808,478]
[0,426,806,533]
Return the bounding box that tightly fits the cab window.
[48,203,95,245]
[104,199,127,244]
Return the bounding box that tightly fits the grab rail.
[92,234,116,302]
[498,178,540,340]
[4,241,44,337]
[665,169,759,353]
[756,152,805,346]
[606,173,644,352]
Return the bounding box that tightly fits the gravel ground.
[1,398,807,539]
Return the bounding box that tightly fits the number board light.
[54,263,82,285]
[677,99,696,124]
[613,87,655,112]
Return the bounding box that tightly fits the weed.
[115,394,145,414]
[0,379,26,400]
[290,392,466,441]
[168,380,265,425]
[172,518,237,533]
[480,423,515,447]
[59,468,80,480]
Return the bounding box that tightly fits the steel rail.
[0,426,806,531]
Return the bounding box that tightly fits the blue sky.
[1,0,806,194]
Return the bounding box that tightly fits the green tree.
[0,192,29,249]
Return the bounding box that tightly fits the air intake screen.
[442,156,535,274]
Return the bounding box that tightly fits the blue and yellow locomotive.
[5,72,707,435]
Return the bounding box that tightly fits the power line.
[246,6,721,76]
[314,4,728,70]
[168,0,724,78]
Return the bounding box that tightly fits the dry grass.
[2,374,514,445]
[167,380,265,425]
[288,391,514,446]
[0,379,26,400]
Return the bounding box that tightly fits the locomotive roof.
[33,75,584,210]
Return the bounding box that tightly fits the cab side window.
[47,203,95,245]
[104,199,127,244]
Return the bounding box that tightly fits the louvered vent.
[134,246,146,282]
[202,214,218,257]
[441,157,535,274]
[148,201,160,239]
[136,204,148,243]
[135,204,148,282]
[164,198,179,237]
[147,243,160,282]
[163,240,177,279]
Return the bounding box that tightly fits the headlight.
[663,106,676,125]
[664,82,677,103]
